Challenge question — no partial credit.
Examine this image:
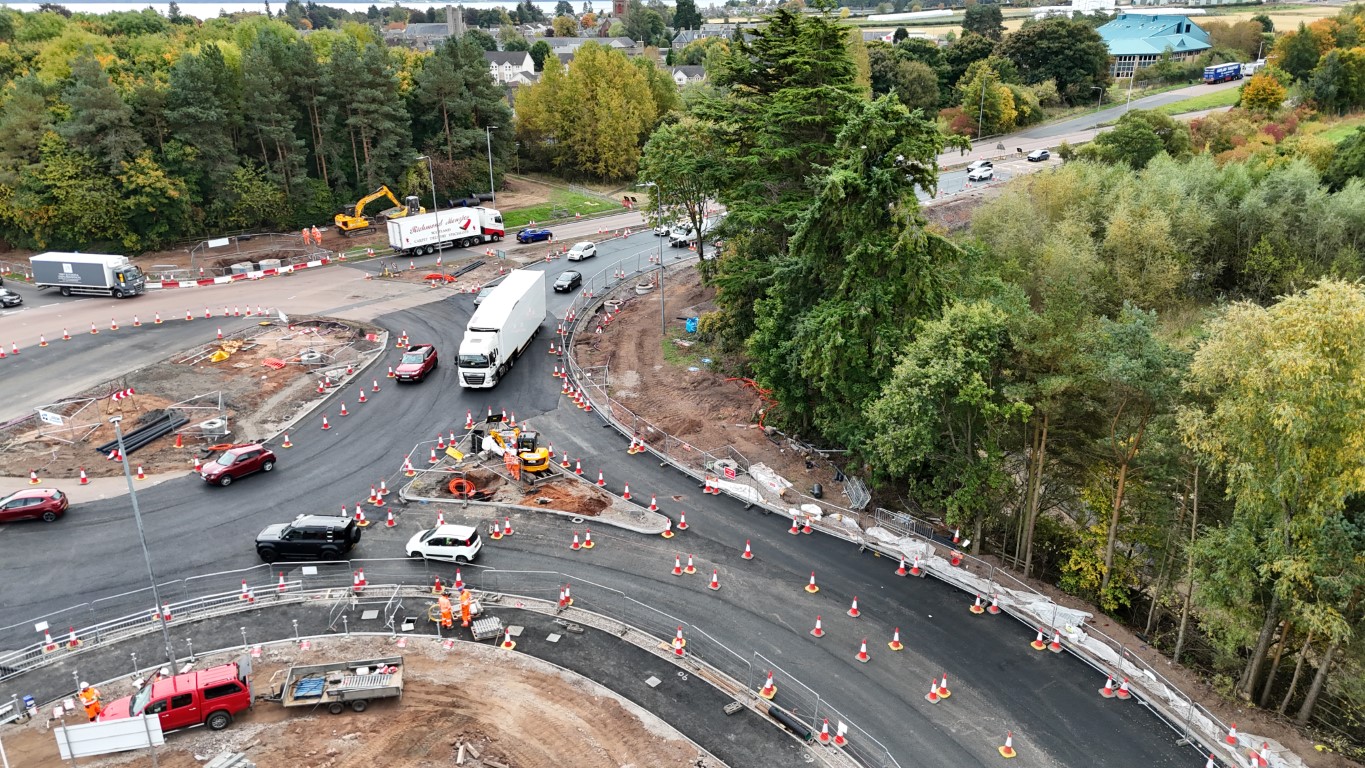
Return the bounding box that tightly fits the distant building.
[386,5,467,50]
[862,30,896,43]
[546,36,637,55]
[485,50,536,84]
[1096,13,1211,78]
[668,65,705,87]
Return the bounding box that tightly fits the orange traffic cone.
[1100,675,1117,698]
[742,539,753,560]
[988,594,1002,614]
[1049,630,1063,652]
[896,556,907,576]
[855,638,870,663]
[998,732,1017,758]
[925,678,940,703]
[788,516,800,535]
[403,457,415,476]
[911,554,923,577]
[570,532,581,551]
[672,555,683,576]
[970,594,986,614]
[683,554,697,575]
[321,416,331,430]
[385,510,395,527]
[661,518,674,539]
[28,469,39,485]
[622,483,631,500]
[500,627,516,650]
[503,516,513,535]
[281,433,293,448]
[193,456,202,471]
[1116,678,1132,700]
[583,529,594,549]
[677,510,689,530]
[708,569,720,591]
[847,596,860,618]
[339,403,349,416]
[136,465,146,480]
[805,572,820,594]
[937,673,951,699]
[758,671,777,700]
[818,719,832,744]
[1030,629,1047,651]
[889,628,904,651]
[811,615,825,638]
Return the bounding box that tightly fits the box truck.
[458,269,545,388]
[387,207,505,257]
[30,252,146,298]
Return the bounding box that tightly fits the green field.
[1154,87,1242,116]
[502,189,615,229]
[1317,117,1365,143]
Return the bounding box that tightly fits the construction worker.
[310,225,322,245]
[78,682,102,721]
[437,594,453,629]
[459,589,472,628]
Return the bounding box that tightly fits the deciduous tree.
[961,3,1004,40]
[1241,71,1287,113]
[994,17,1109,103]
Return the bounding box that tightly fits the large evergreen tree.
[59,54,143,172]
[165,43,241,208]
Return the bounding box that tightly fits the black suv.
[255,515,361,563]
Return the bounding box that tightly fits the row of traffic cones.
[2,308,273,358]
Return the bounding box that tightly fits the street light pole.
[977,71,990,140]
[111,417,176,667]
[642,181,666,335]
[1093,85,1104,109]
[417,155,443,265]
[485,126,498,205]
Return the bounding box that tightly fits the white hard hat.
[159,667,169,676]
[80,681,89,689]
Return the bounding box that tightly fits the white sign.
[208,237,231,248]
[37,410,64,426]
[33,621,49,632]
[55,716,164,759]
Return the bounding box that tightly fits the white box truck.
[387,207,504,257]
[458,269,545,389]
[30,252,146,298]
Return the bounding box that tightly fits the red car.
[100,662,252,732]
[395,344,438,383]
[200,444,277,486]
[0,488,68,522]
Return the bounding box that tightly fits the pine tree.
[58,54,143,172]
[0,76,53,188]
[330,41,412,192]
[242,28,307,194]
[165,44,242,203]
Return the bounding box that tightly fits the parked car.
[1027,149,1051,162]
[553,270,582,292]
[516,227,553,244]
[200,444,277,487]
[565,241,597,261]
[99,662,252,732]
[0,488,68,523]
[405,524,483,563]
[472,285,496,306]
[255,514,362,563]
[654,222,674,236]
[966,166,995,182]
[0,288,20,308]
[394,343,438,383]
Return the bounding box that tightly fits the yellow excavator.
[334,185,425,236]
[480,423,552,475]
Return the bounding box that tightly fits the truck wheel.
[60,287,71,297]
[328,702,344,715]
[206,711,232,730]
[350,699,368,713]
[112,289,124,299]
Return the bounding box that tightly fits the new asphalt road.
[0,233,1204,766]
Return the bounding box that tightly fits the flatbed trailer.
[265,656,403,714]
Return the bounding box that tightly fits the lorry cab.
[99,662,252,732]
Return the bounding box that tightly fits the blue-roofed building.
[1097,13,1211,78]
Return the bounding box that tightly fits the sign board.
[208,238,231,248]
[496,249,507,260]
[445,447,465,462]
[34,621,49,632]
[723,466,737,480]
[36,410,63,426]
[55,716,164,759]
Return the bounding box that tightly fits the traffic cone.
[133,315,141,327]
[1048,630,1063,653]
[432,575,444,595]
[911,554,923,577]
[28,469,38,485]
[385,510,395,527]
[90,322,98,335]
[106,317,116,332]
[67,627,80,649]
[436,509,446,526]
[1030,629,1047,650]
[321,416,331,430]
[41,629,56,652]
[673,634,685,658]
[563,583,573,605]
[788,516,800,535]
[596,470,605,487]
[136,465,146,480]
[1116,678,1132,700]
[354,507,369,527]
[281,433,292,448]
[240,580,251,600]
[622,483,631,500]
[889,628,904,651]
[801,517,813,534]
[950,549,963,566]
[62,328,71,340]
[454,569,464,591]
[970,594,985,614]
[560,452,571,468]
[339,402,348,416]
[937,673,951,699]
[193,456,202,471]
[489,519,502,540]
[436,433,446,450]
[805,572,820,594]
[38,334,47,347]
[174,432,183,449]
[818,719,832,744]
[1226,723,1239,745]
[79,468,89,485]
[896,556,907,576]
[702,476,713,493]
[575,460,583,476]
[216,328,223,340]
[429,448,439,464]
[358,390,367,403]
[317,380,325,395]
[387,366,396,379]
[185,310,193,322]
[1251,743,1270,767]
[833,722,848,747]
[648,494,658,511]
[508,411,517,428]
[847,596,860,618]
[811,615,825,638]
[503,516,513,536]
[742,539,753,560]
[925,678,939,703]
[998,732,1017,758]
[1100,675,1117,698]
[708,569,720,590]
[988,594,1001,614]
[855,638,870,663]
[571,531,581,550]
[500,627,516,650]
[1205,755,1217,768]
[465,410,474,429]
[758,671,776,700]
[372,379,380,392]
[355,567,367,587]
[672,555,683,576]
[278,572,287,592]
[583,529,594,549]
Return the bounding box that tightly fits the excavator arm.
[334,185,424,236]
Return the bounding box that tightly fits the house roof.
[546,36,636,48]
[485,50,533,66]
[556,52,575,65]
[670,65,704,78]
[404,23,451,38]
[1097,14,1211,57]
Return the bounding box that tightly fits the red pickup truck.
[394,344,438,383]
[99,662,253,731]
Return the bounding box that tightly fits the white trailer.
[30,252,147,298]
[458,269,545,389]
[386,207,504,257]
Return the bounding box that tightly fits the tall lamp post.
[641,181,666,335]
[416,155,443,265]
[1092,85,1105,110]
[485,125,498,205]
[111,416,176,667]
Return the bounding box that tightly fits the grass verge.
[1153,87,1242,116]
[503,189,616,229]
[1317,116,1365,143]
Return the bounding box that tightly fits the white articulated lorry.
[458,269,545,389]
[386,207,504,257]
[30,252,146,298]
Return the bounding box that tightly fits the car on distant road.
[0,488,68,523]
[654,222,674,236]
[0,288,21,307]
[200,444,276,487]
[553,270,582,292]
[255,514,362,563]
[395,343,438,383]
[566,241,597,261]
[965,160,992,175]
[967,165,995,182]
[1027,149,1051,162]
[473,285,495,306]
[405,524,482,563]
[516,227,554,244]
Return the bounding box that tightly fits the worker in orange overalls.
[78,682,102,721]
[310,226,322,245]
[300,228,309,244]
[459,589,472,628]
[437,594,453,628]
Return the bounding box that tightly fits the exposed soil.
[0,319,383,479]
[407,455,613,517]
[2,637,706,768]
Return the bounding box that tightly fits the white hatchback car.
[405,524,483,563]
[566,241,597,261]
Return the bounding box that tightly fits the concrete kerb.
[559,259,1275,768]
[398,486,669,536]
[260,327,390,444]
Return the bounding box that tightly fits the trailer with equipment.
[263,656,404,714]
